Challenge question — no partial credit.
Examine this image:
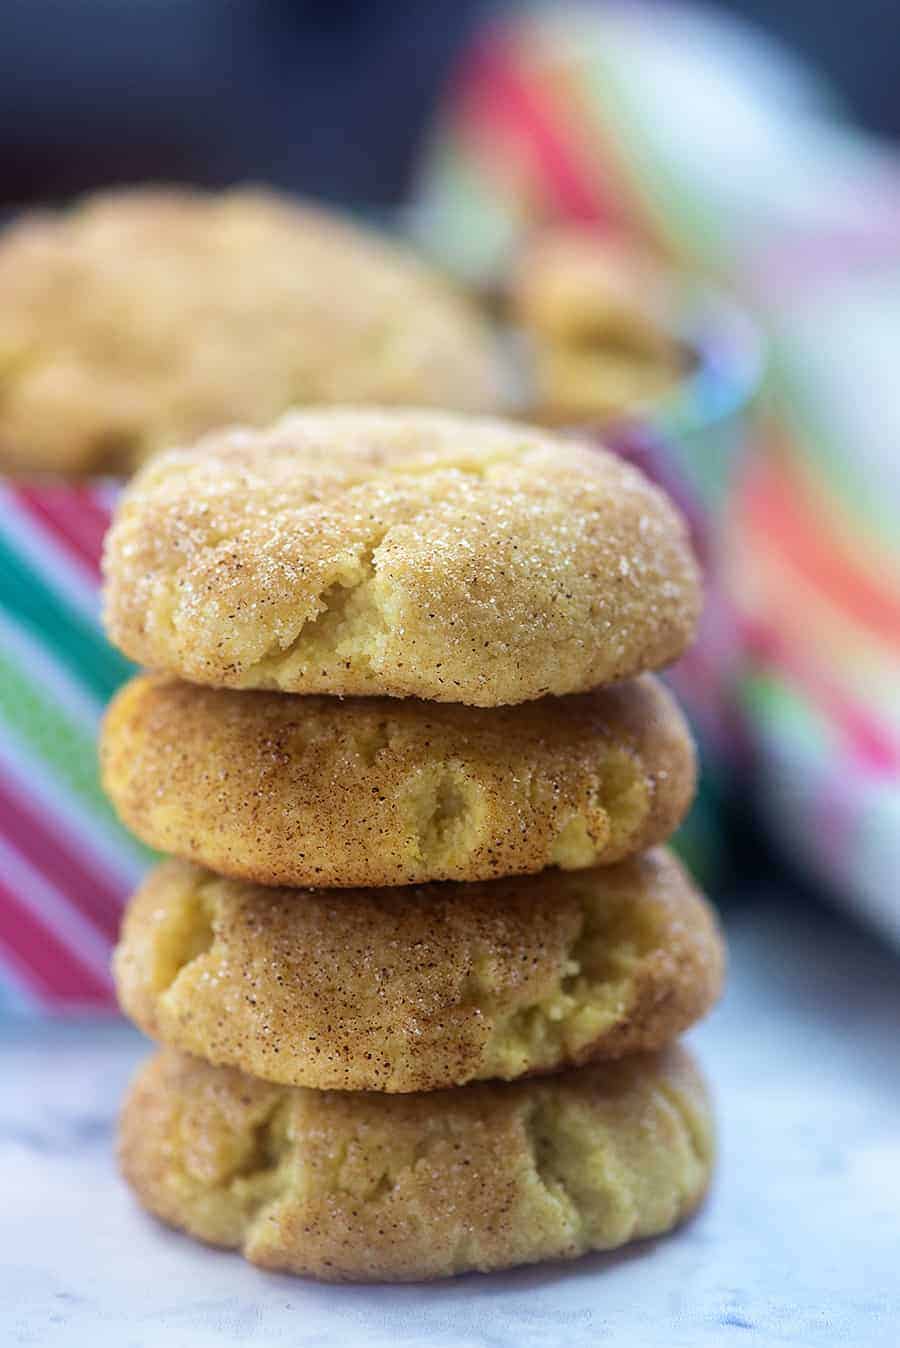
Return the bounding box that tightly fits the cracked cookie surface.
[101,672,695,887]
[0,187,501,475]
[119,1045,713,1281]
[113,849,724,1092]
[102,408,701,704]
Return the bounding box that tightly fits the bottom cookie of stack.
[119,1045,713,1283]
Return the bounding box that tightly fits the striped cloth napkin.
[0,486,149,1011]
[411,0,900,945]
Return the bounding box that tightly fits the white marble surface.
[4,892,899,1347]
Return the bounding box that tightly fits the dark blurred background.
[1,0,898,208]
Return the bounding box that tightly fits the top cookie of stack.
[103,408,700,707]
[0,187,501,475]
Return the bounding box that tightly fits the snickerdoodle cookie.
[0,187,501,474]
[101,672,694,887]
[119,1044,713,1282]
[102,409,701,704]
[113,849,723,1093]
[511,231,685,424]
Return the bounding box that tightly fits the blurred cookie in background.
[0,186,504,476]
[507,229,687,425]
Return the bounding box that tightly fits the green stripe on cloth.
[738,669,835,759]
[580,47,726,266]
[415,134,521,282]
[767,318,900,554]
[0,537,133,703]
[0,646,149,861]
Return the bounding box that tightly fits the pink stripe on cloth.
[0,773,125,942]
[454,33,617,224]
[748,222,900,302]
[740,457,900,647]
[739,614,900,774]
[12,485,109,584]
[0,876,114,1008]
[813,769,864,875]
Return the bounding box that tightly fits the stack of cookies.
[100,407,725,1282]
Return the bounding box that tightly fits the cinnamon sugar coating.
[102,408,701,704]
[101,672,695,887]
[119,1045,713,1282]
[113,849,724,1093]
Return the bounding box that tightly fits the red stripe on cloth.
[739,613,900,774]
[740,456,900,646]
[0,775,124,941]
[11,486,108,582]
[0,877,113,1006]
[541,40,668,257]
[71,483,114,544]
[454,34,619,225]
